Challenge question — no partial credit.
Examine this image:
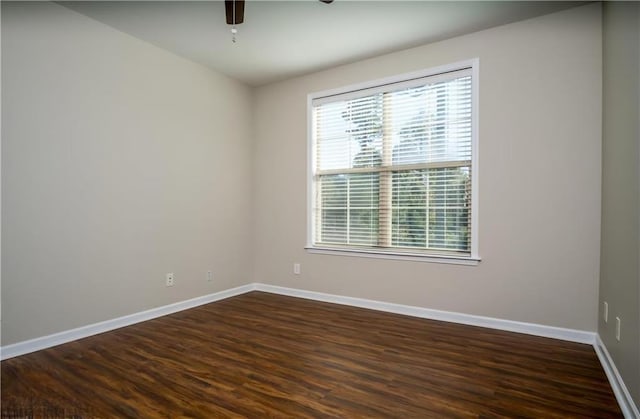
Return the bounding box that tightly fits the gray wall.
[599,1,640,407]
[252,4,603,332]
[1,2,254,345]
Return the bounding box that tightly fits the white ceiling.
[60,1,585,86]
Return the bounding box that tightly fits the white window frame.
[306,59,480,266]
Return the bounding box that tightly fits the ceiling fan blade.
[225,0,245,25]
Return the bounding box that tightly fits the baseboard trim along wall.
[594,335,640,419]
[0,284,254,360]
[5,282,637,418]
[0,281,596,357]
[254,284,597,345]
[257,284,639,417]
[1,282,596,360]
[2,282,634,416]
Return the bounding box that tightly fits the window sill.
[305,246,481,266]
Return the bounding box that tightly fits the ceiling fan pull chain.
[231,0,237,43]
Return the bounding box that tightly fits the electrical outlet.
[166,273,175,287]
[207,271,213,282]
[603,301,608,323]
[615,317,621,341]
[293,263,301,275]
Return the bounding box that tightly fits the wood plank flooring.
[1,291,622,418]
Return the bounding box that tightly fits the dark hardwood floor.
[1,291,622,418]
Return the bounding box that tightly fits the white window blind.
[310,67,475,258]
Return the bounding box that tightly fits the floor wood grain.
[1,292,622,418]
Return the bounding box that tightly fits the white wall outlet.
[603,301,608,323]
[207,271,213,282]
[293,263,301,275]
[166,273,175,287]
[615,316,621,341]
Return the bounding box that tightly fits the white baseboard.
[0,284,254,360]
[257,284,638,415]
[594,335,640,419]
[2,282,595,361]
[3,281,632,416]
[253,283,597,345]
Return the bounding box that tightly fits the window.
[307,61,479,264]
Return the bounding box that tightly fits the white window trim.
[306,58,480,265]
